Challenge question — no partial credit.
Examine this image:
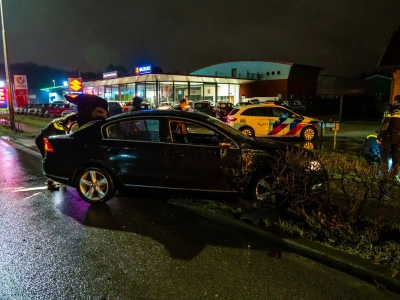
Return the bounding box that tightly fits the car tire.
[247,173,286,207]
[240,126,255,137]
[301,126,317,141]
[75,166,116,203]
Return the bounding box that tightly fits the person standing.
[175,98,189,111]
[129,95,143,112]
[173,98,197,112]
[64,94,109,127]
[35,113,78,190]
[376,95,400,174]
[37,94,110,190]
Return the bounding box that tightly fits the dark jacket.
[377,103,400,144]
[35,113,78,158]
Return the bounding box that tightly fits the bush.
[256,148,400,269]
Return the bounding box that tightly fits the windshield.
[206,116,252,142]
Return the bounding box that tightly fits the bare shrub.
[266,149,400,243]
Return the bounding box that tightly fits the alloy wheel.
[78,170,109,201]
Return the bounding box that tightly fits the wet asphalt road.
[0,138,398,299]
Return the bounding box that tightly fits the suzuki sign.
[68,78,83,93]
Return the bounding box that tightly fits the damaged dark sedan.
[42,110,325,203]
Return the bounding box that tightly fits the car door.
[101,117,167,188]
[240,107,271,137]
[164,118,241,192]
[268,106,301,137]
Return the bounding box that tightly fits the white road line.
[22,192,43,200]
[0,187,26,191]
[13,186,48,192]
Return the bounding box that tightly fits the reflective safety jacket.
[377,104,400,144]
[41,119,67,137]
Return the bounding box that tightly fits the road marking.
[22,192,43,200]
[0,186,26,191]
[12,186,47,192]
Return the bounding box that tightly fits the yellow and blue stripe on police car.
[268,118,319,137]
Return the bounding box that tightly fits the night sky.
[2,0,400,78]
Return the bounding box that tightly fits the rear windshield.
[228,108,240,115]
[195,103,210,109]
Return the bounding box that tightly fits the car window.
[272,107,289,118]
[251,107,270,116]
[229,108,240,116]
[169,120,224,146]
[105,119,160,142]
[240,108,252,116]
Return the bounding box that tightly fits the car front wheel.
[301,126,317,141]
[240,126,255,137]
[75,166,116,203]
[248,173,287,207]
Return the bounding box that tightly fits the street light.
[52,79,55,87]
[0,0,15,130]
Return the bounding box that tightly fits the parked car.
[157,101,174,110]
[216,102,235,122]
[193,101,217,117]
[285,100,307,115]
[43,104,71,118]
[33,104,52,116]
[37,104,58,117]
[199,99,215,107]
[61,105,78,117]
[15,104,29,114]
[42,110,325,203]
[226,103,322,141]
[122,101,154,112]
[235,102,254,107]
[122,101,132,113]
[241,98,261,105]
[20,104,36,114]
[108,101,123,116]
[140,101,154,110]
[27,104,41,115]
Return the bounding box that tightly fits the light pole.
[0,0,14,130]
[52,79,55,87]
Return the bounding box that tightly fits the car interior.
[169,120,220,146]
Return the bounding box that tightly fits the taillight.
[43,137,54,153]
[227,116,237,122]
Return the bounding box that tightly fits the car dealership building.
[81,60,324,107]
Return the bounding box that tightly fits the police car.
[226,103,322,141]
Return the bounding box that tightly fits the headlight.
[308,160,322,171]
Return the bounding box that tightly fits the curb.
[169,199,400,295]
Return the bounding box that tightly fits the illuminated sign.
[14,75,28,89]
[68,78,83,93]
[135,65,152,75]
[103,71,118,79]
[0,88,6,103]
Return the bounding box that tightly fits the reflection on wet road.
[0,138,397,299]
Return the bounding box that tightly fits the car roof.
[107,109,212,122]
[234,103,290,110]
